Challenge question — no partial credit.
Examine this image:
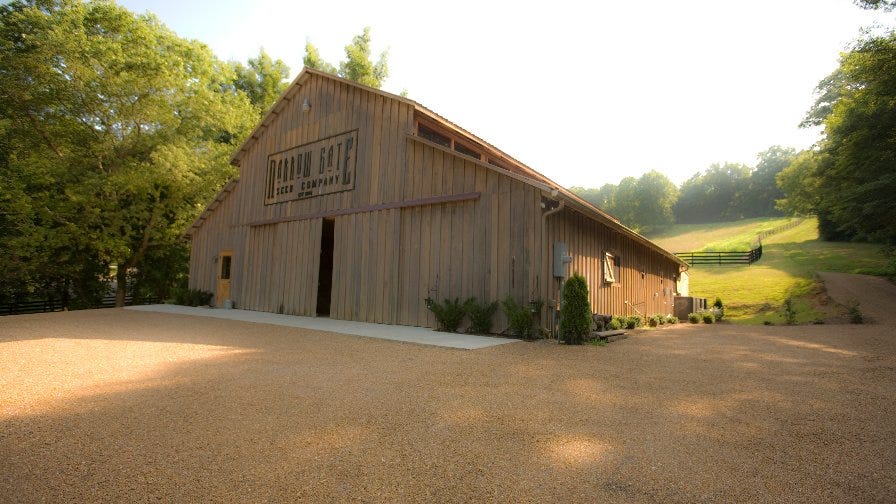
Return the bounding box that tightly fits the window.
[418,124,451,147]
[488,158,511,170]
[220,255,232,280]
[454,142,481,159]
[604,252,618,284]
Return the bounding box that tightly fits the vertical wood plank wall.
[545,209,679,317]
[190,71,681,328]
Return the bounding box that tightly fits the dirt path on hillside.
[819,272,896,325]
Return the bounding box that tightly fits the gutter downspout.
[541,195,564,338]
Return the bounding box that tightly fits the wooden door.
[216,250,233,306]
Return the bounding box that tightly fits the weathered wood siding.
[189,183,246,299]
[193,72,418,318]
[546,208,680,317]
[190,70,681,328]
[395,139,545,329]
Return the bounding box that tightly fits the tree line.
[0,0,387,308]
[570,145,794,234]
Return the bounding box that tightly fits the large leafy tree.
[303,27,389,88]
[231,48,290,113]
[0,0,256,306]
[740,146,795,218]
[674,162,752,223]
[775,150,824,217]
[797,32,896,243]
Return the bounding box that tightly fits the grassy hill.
[646,218,892,324]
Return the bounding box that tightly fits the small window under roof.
[454,142,481,159]
[418,124,451,148]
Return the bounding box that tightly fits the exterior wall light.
[302,97,311,112]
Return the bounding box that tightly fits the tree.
[570,183,615,210]
[798,32,896,243]
[740,146,795,218]
[303,27,389,88]
[855,0,896,11]
[611,176,640,229]
[0,0,257,306]
[634,170,678,233]
[674,162,751,223]
[775,150,823,216]
[571,171,677,233]
[231,48,290,113]
[302,40,337,74]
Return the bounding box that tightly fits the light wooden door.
[217,250,233,306]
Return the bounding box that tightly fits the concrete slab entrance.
[125,305,520,350]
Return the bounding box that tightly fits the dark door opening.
[316,218,335,316]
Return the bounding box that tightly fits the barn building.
[187,68,687,333]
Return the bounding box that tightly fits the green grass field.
[649,217,891,324]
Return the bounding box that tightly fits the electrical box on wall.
[553,242,573,278]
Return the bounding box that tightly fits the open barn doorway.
[316,218,335,316]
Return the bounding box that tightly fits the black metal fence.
[0,294,159,316]
[674,218,806,266]
[675,245,763,265]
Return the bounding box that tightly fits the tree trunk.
[115,266,127,307]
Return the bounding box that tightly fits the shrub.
[657,314,666,325]
[560,273,591,345]
[848,300,864,324]
[702,312,715,324]
[607,317,622,330]
[782,297,797,325]
[425,297,465,332]
[464,297,498,334]
[713,297,725,320]
[666,315,678,324]
[174,288,214,307]
[502,296,538,340]
[625,316,642,329]
[647,316,659,327]
[688,312,700,323]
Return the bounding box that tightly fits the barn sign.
[264,129,358,204]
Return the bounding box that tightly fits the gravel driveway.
[1,306,894,503]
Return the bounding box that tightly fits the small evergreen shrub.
[464,297,498,334]
[688,312,700,323]
[425,297,466,332]
[665,315,678,324]
[657,314,666,325]
[560,273,591,345]
[607,317,622,330]
[648,316,659,327]
[702,312,715,324]
[625,316,642,329]
[502,296,538,340]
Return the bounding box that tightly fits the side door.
[216,250,233,306]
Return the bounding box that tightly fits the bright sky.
[120,0,891,188]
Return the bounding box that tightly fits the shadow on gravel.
[2,312,895,502]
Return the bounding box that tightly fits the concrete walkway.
[125,304,519,350]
